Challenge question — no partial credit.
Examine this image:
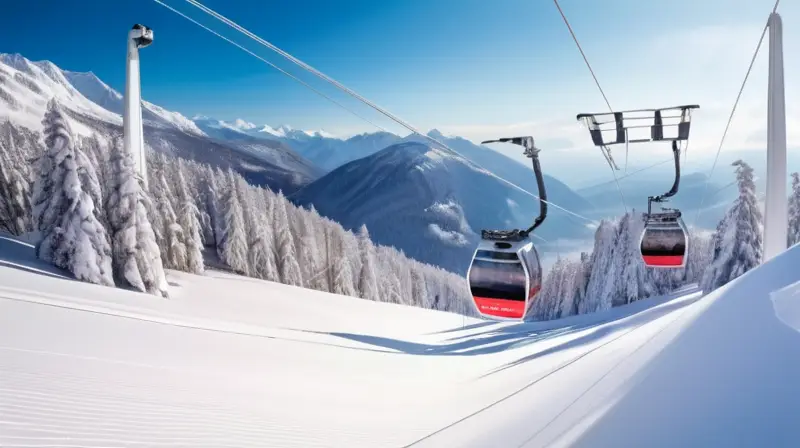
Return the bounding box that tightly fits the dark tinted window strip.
[475,250,520,261]
[471,286,527,301]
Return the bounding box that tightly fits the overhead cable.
[693,0,781,227]
[152,0,601,226]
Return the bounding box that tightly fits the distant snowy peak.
[0,53,205,136]
[382,141,459,172]
[63,70,122,112]
[257,124,293,138]
[426,128,455,140]
[0,53,121,134]
[141,100,206,135]
[257,124,338,139]
[191,116,338,141]
[233,118,257,131]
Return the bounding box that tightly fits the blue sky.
[1,0,798,178]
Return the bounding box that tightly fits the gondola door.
[640,219,688,268]
[467,242,531,320]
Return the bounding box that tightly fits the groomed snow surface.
[1,233,799,447]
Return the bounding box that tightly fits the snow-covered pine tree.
[174,160,204,274]
[682,229,713,285]
[616,211,653,305]
[700,159,763,293]
[292,206,322,290]
[410,264,429,308]
[0,123,32,235]
[198,164,218,246]
[581,219,617,314]
[562,251,590,317]
[532,257,567,320]
[154,171,187,271]
[246,187,279,281]
[344,232,361,291]
[356,224,380,301]
[79,134,109,201]
[218,169,249,274]
[236,177,262,278]
[395,253,414,305]
[212,167,228,248]
[31,100,113,286]
[105,134,168,296]
[329,225,357,296]
[788,172,800,247]
[700,209,732,293]
[557,260,582,319]
[273,190,303,286]
[70,135,108,230]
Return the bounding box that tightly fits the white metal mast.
[763,12,787,263]
[124,24,154,188]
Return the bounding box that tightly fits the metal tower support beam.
[124,24,153,189]
[764,12,787,263]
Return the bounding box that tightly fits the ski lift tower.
[124,24,154,189]
[763,12,787,263]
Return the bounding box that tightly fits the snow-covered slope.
[5,229,796,446]
[63,69,205,136]
[421,129,593,216]
[190,116,324,181]
[282,130,402,171]
[412,246,800,447]
[0,53,120,136]
[0,53,322,193]
[291,141,594,275]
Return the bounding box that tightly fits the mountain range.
[6,51,735,275]
[189,114,598,273]
[0,53,320,193]
[291,140,594,274]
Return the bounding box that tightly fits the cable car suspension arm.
[481,137,547,236]
[647,140,681,216]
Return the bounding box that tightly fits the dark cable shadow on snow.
[427,321,499,335]
[312,293,703,364]
[431,285,701,344]
[299,325,584,357]
[0,259,71,280]
[479,294,703,378]
[0,235,73,280]
[442,285,703,345]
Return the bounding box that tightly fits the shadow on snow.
[314,290,703,372]
[481,295,702,377]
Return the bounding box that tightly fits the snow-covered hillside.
[291,141,594,275]
[191,118,593,225]
[280,130,402,171]
[62,69,205,136]
[419,130,592,216]
[0,53,321,193]
[192,115,401,173]
[190,116,324,181]
[2,228,797,447]
[0,53,119,136]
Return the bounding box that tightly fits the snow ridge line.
[0,289,391,354]
[517,293,706,447]
[402,293,704,447]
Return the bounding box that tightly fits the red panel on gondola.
[468,254,530,320]
[473,296,526,319]
[642,255,685,267]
